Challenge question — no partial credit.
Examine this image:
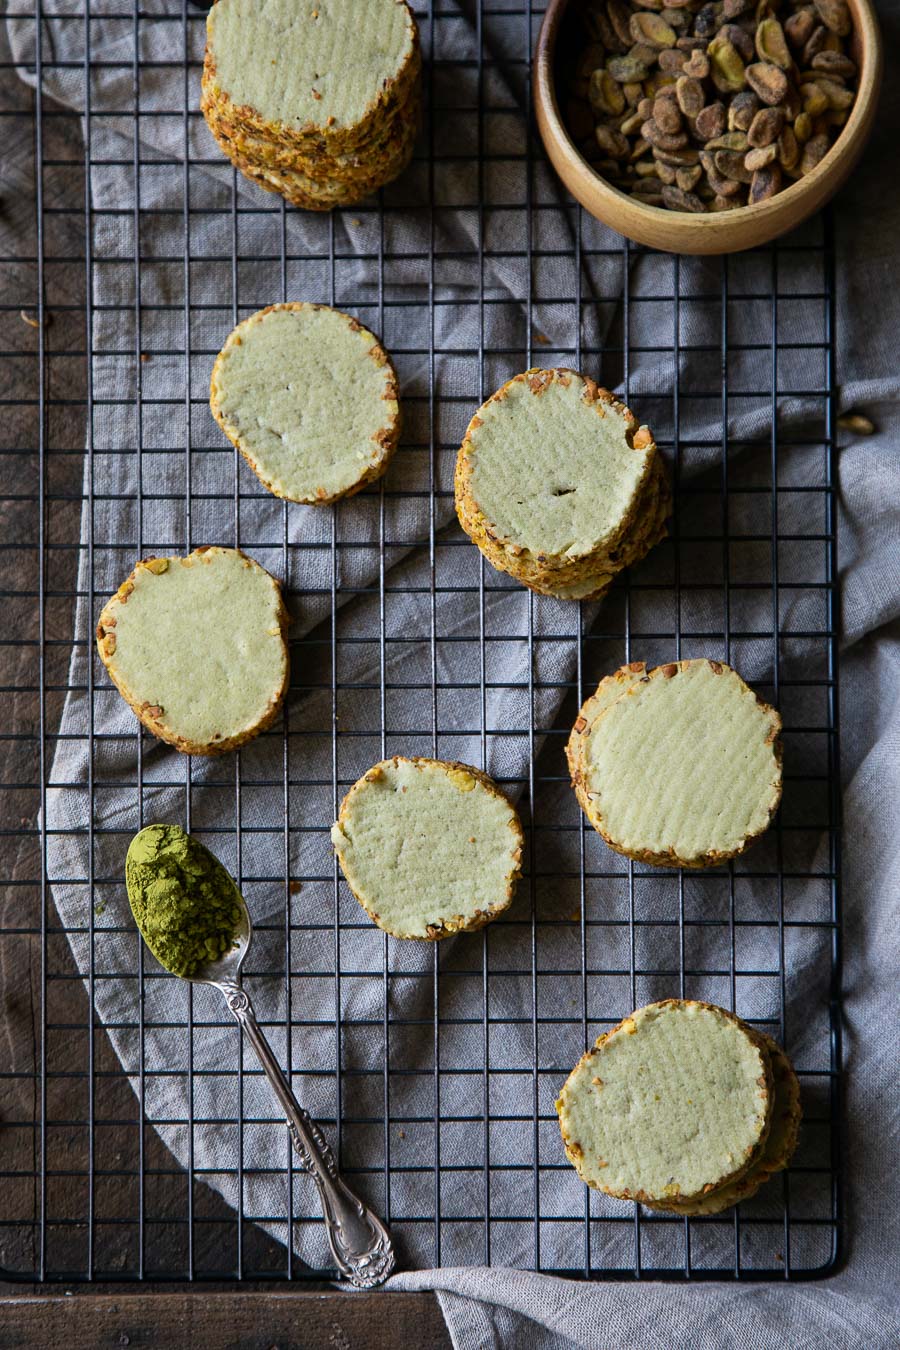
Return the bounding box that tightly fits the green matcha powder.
[126,824,243,978]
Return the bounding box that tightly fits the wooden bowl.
[533,0,882,254]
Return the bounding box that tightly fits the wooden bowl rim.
[534,0,883,239]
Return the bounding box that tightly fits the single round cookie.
[567,658,783,868]
[454,368,660,590]
[644,1033,801,1215]
[210,304,400,505]
[96,546,289,755]
[556,1000,773,1205]
[202,0,419,146]
[331,757,524,940]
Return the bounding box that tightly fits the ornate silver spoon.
[129,835,395,1289]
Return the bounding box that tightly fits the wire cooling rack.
[2,0,841,1284]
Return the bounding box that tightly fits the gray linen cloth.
[9,0,899,1344]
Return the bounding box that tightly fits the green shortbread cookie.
[556,1000,774,1205]
[643,1032,802,1215]
[567,658,783,867]
[204,0,418,139]
[96,546,289,755]
[210,303,400,504]
[331,757,524,940]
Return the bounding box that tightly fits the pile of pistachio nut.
[566,0,858,211]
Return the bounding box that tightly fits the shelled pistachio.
[566,0,858,212]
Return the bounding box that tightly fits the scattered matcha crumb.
[125,824,243,978]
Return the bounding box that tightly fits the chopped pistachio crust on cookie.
[210,304,400,505]
[454,369,669,599]
[643,1033,801,1215]
[567,658,783,868]
[556,1000,774,1204]
[331,757,524,940]
[96,547,289,755]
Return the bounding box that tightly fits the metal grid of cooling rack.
[2,0,841,1284]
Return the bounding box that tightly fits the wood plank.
[0,1291,452,1349]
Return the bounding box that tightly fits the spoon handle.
[219,980,396,1288]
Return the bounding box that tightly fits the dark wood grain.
[0,38,449,1350]
[0,1291,451,1349]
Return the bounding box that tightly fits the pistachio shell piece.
[837,413,876,435]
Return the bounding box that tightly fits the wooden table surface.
[0,44,450,1350]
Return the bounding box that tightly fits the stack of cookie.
[201,0,421,212]
[557,999,802,1216]
[455,368,670,600]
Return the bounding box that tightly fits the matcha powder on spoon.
[126,824,243,978]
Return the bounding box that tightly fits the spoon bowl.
[186,889,252,986]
